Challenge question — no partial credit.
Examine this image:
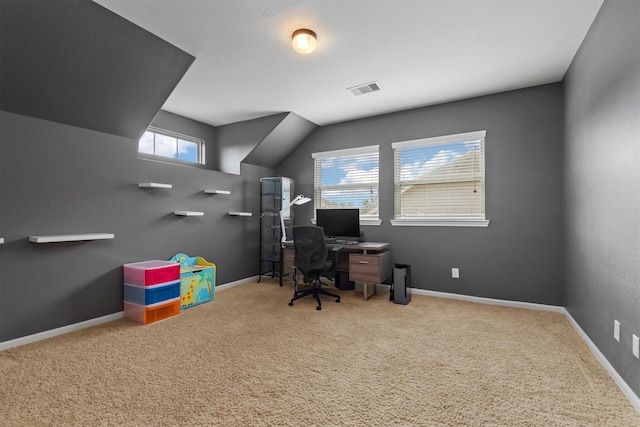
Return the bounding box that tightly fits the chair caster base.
[288,281,341,310]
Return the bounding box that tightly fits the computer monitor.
[316,209,360,240]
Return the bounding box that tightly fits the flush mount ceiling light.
[291,29,317,54]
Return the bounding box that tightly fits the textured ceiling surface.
[94,0,604,127]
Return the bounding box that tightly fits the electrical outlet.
[614,320,620,342]
[452,268,459,279]
[633,335,639,359]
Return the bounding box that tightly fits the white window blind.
[312,145,379,219]
[392,131,488,226]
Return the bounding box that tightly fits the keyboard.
[325,237,360,245]
[335,240,360,245]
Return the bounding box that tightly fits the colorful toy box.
[169,253,216,310]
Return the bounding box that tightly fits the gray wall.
[277,84,565,305]
[564,0,640,397]
[0,111,271,342]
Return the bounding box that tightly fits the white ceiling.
[93,0,604,127]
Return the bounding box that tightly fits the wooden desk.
[283,241,392,300]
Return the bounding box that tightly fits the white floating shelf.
[174,211,204,216]
[29,233,115,244]
[228,211,252,217]
[204,189,230,195]
[139,182,172,189]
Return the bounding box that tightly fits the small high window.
[138,127,204,165]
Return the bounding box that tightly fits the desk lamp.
[280,194,311,246]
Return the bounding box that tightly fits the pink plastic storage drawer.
[123,260,180,286]
[123,298,180,325]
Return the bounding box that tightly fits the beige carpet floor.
[1,279,639,426]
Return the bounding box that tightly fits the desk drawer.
[350,254,380,266]
[349,252,391,283]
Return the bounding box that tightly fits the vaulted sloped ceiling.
[243,112,317,170]
[0,0,194,140]
[215,112,318,175]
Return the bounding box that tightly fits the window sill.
[138,153,206,169]
[390,219,490,227]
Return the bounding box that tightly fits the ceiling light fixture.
[291,29,317,54]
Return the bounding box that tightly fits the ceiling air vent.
[348,81,381,96]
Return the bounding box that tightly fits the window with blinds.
[391,131,489,227]
[312,145,379,221]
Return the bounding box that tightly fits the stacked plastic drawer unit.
[123,260,181,324]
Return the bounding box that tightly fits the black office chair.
[289,225,341,310]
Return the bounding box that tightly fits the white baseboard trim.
[562,308,640,414]
[0,276,259,352]
[2,279,638,413]
[215,275,259,291]
[0,312,124,352]
[408,287,566,313]
[399,287,639,414]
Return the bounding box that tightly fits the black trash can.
[392,263,412,305]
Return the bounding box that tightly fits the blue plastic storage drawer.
[124,281,180,306]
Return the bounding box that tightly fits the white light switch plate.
[633,335,639,359]
[614,320,620,342]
